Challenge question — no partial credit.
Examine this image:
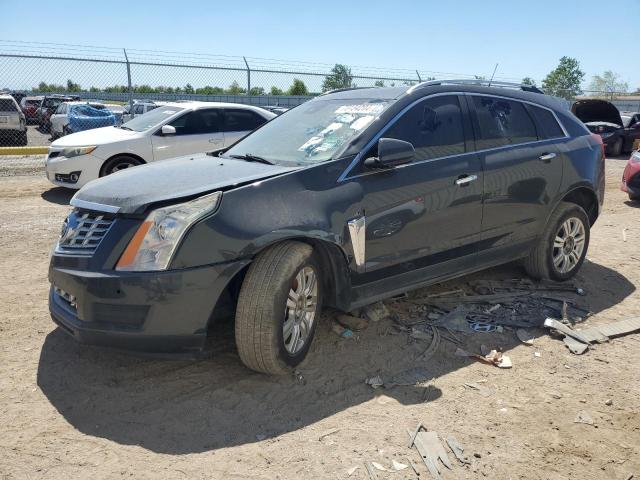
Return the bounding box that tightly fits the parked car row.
[47,80,606,375]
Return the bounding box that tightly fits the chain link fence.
[0,41,638,147]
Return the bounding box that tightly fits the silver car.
[0,95,27,146]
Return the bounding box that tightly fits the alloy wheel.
[552,217,586,274]
[283,266,318,355]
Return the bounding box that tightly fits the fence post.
[123,48,134,117]
[243,56,251,97]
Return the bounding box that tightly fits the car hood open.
[571,99,623,127]
[71,153,299,214]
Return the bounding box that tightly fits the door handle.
[539,152,556,162]
[455,174,478,186]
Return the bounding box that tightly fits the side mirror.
[364,138,415,169]
[161,125,176,136]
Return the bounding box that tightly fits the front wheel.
[100,155,143,176]
[235,241,322,375]
[523,202,590,281]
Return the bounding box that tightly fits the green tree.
[66,79,81,92]
[89,86,101,92]
[588,71,629,98]
[322,64,353,92]
[195,86,224,94]
[541,56,585,100]
[522,77,537,86]
[287,79,309,96]
[249,87,266,96]
[184,83,195,94]
[226,81,246,95]
[374,80,385,87]
[270,86,284,95]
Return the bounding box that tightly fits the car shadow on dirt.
[41,187,74,205]
[36,260,635,454]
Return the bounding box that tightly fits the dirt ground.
[0,155,638,480]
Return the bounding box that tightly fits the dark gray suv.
[48,80,605,374]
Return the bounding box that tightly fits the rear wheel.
[235,241,322,375]
[523,202,590,281]
[101,155,143,176]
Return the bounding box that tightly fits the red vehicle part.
[621,151,640,201]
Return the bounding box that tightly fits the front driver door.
[348,94,483,285]
[152,108,224,161]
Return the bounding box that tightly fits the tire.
[100,155,143,176]
[62,125,71,137]
[523,202,590,281]
[235,241,322,375]
[607,137,623,157]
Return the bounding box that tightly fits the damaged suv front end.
[48,154,298,353]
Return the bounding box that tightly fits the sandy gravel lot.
[0,155,638,480]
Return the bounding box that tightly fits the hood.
[51,125,138,147]
[571,100,623,127]
[72,153,299,214]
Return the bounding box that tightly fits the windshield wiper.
[228,154,274,165]
[118,125,133,131]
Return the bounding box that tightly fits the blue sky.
[1,0,639,90]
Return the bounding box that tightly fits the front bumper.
[45,149,103,189]
[49,259,249,354]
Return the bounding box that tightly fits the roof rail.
[317,86,372,97]
[407,79,545,95]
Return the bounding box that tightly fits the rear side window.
[472,96,537,149]
[527,105,565,139]
[383,95,466,160]
[0,99,18,112]
[224,109,265,132]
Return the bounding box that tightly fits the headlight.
[116,191,222,271]
[62,146,97,158]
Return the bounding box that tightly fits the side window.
[147,105,159,112]
[383,95,466,160]
[168,110,220,135]
[472,96,538,149]
[527,105,565,139]
[133,104,145,115]
[224,109,265,132]
[198,109,221,134]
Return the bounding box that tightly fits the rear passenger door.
[222,109,267,146]
[469,95,564,256]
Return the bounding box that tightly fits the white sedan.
[45,101,275,189]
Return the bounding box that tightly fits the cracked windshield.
[224,98,390,165]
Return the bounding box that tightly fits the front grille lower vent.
[55,209,114,255]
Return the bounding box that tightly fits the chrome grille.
[55,209,114,255]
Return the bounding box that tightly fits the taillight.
[591,133,605,160]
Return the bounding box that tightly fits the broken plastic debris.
[516,328,535,345]
[363,302,390,322]
[574,411,595,425]
[331,321,354,339]
[371,462,388,472]
[347,466,359,476]
[391,460,408,471]
[336,313,369,332]
[365,375,384,389]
